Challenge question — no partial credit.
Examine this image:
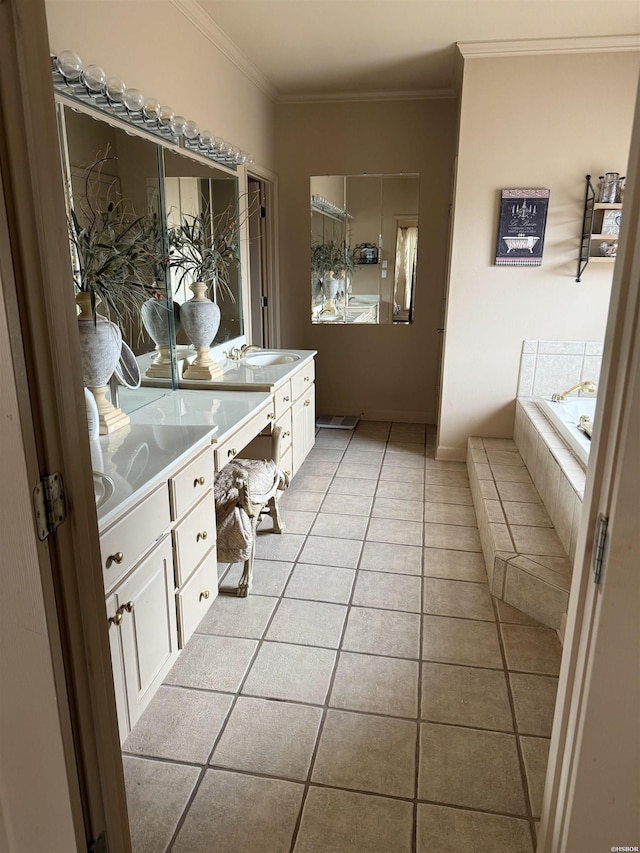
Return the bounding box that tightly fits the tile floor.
[122,421,563,853]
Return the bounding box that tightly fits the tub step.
[466,437,571,631]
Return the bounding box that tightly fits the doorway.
[247,173,275,348]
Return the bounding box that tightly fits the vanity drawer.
[237,408,292,462]
[214,400,274,470]
[169,444,214,521]
[172,491,216,586]
[291,361,315,401]
[280,445,294,481]
[176,548,218,648]
[100,484,170,592]
[274,380,292,420]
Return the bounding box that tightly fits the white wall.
[276,98,458,423]
[45,0,276,171]
[438,50,640,458]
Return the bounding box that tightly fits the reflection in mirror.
[61,105,168,361]
[310,174,419,325]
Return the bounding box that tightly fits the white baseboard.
[436,445,466,462]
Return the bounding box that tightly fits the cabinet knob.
[193,476,205,487]
[304,399,310,407]
[283,430,291,437]
[285,470,292,477]
[303,376,310,382]
[283,396,290,402]
[199,590,210,601]
[108,611,123,627]
[267,412,275,420]
[196,531,208,542]
[122,601,135,614]
[227,448,237,457]
[106,551,124,568]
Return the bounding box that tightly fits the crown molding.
[169,0,278,101]
[458,34,640,59]
[277,87,457,105]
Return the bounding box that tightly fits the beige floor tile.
[510,525,566,557]
[360,541,422,574]
[330,651,419,717]
[424,523,482,552]
[417,804,534,853]
[266,598,347,648]
[375,479,425,501]
[353,570,422,612]
[255,531,306,562]
[196,595,278,639]
[490,464,533,483]
[164,634,257,692]
[312,709,417,797]
[418,723,527,815]
[336,461,381,480]
[520,736,551,817]
[242,641,336,704]
[487,450,526,467]
[424,459,467,471]
[288,474,333,492]
[424,469,470,487]
[503,501,553,528]
[123,756,200,853]
[314,431,352,449]
[320,492,373,516]
[343,606,421,659]
[496,599,542,626]
[423,484,473,505]
[173,769,303,853]
[423,547,488,582]
[269,509,316,535]
[279,490,324,512]
[293,787,413,853]
[305,447,344,463]
[382,451,426,470]
[327,477,377,497]
[284,563,355,604]
[300,460,339,478]
[219,560,293,597]
[422,615,503,669]
[311,511,369,539]
[298,535,362,568]
[372,496,424,521]
[367,516,423,546]
[421,662,512,731]
[496,481,542,503]
[342,449,385,467]
[501,624,563,675]
[424,502,477,526]
[423,577,495,621]
[123,686,233,763]
[510,673,559,736]
[210,696,322,779]
[380,463,425,484]
[483,438,519,451]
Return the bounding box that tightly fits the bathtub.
[536,397,597,468]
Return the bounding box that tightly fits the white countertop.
[93,423,213,529]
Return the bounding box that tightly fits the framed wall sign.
[601,210,622,235]
[495,188,550,266]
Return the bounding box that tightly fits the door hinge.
[33,472,67,541]
[259,205,266,219]
[88,831,108,853]
[592,513,608,584]
[261,295,268,308]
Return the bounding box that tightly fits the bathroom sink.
[93,471,115,509]
[244,351,300,367]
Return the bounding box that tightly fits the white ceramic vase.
[179,281,223,380]
[141,297,180,378]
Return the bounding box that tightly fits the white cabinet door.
[114,535,178,731]
[292,383,316,474]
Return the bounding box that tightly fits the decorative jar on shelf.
[598,172,624,204]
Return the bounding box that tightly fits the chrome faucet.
[551,381,597,402]
[227,344,262,360]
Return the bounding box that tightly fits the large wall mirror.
[57,100,245,397]
[311,174,419,325]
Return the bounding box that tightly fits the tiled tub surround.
[467,437,573,631]
[120,421,562,853]
[516,339,603,400]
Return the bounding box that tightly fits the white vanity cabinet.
[291,364,316,475]
[100,435,217,742]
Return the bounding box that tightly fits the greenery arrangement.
[167,201,244,302]
[311,240,357,279]
[68,154,163,326]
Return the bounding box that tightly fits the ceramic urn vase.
[179,281,223,380]
[321,273,340,316]
[76,292,130,434]
[141,297,181,379]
